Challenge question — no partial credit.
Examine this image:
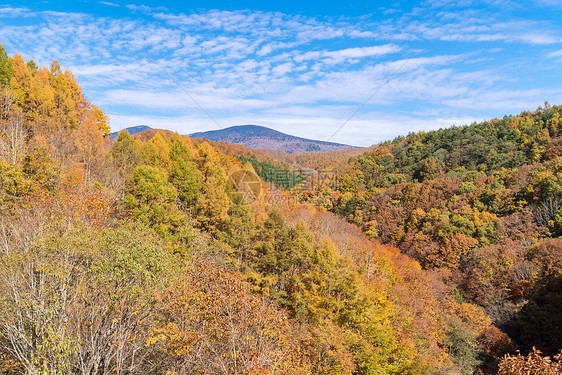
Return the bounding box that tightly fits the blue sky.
[1,0,562,146]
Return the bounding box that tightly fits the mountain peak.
[109,125,152,140]
[190,125,354,154]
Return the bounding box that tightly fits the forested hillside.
[302,104,562,366]
[1,47,558,374]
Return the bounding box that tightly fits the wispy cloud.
[294,44,401,64]
[99,2,120,7]
[0,6,29,17]
[0,2,560,145]
[548,50,562,58]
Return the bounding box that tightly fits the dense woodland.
[302,101,562,367]
[0,46,560,374]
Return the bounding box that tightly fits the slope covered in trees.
[0,46,522,374]
[301,104,562,364]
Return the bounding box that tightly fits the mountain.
[189,125,356,154]
[109,125,152,140]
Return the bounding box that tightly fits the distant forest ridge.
[190,125,357,154]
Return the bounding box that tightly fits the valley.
[1,46,561,375]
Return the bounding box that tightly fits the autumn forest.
[1,46,562,375]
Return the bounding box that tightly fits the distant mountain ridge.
[109,125,152,140]
[190,125,355,154]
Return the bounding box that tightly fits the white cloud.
[442,88,562,110]
[125,4,168,12]
[325,45,401,59]
[99,2,120,7]
[0,6,29,17]
[547,50,562,58]
[294,44,401,64]
[100,88,275,111]
[271,62,294,76]
[1,3,561,145]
